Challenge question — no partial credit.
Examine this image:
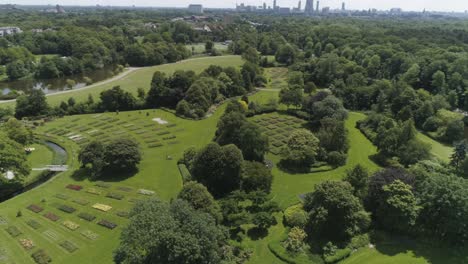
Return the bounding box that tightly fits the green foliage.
[281,129,320,169]
[2,118,33,145]
[177,181,222,223]
[15,89,49,119]
[283,227,307,253]
[344,164,369,200]
[284,204,308,228]
[241,161,273,193]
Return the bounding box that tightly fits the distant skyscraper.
[304,0,313,15]
[298,0,301,10]
[273,0,277,10]
[342,2,345,11]
[316,1,319,13]
[263,2,267,9]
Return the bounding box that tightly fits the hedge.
[178,164,192,183]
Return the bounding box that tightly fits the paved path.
[0,67,142,105]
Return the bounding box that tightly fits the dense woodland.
[1,9,468,264]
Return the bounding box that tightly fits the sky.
[6,0,468,12]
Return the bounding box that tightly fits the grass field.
[0,55,243,109]
[417,132,452,162]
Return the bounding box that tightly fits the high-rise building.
[188,4,203,14]
[304,0,313,15]
[297,0,301,10]
[273,0,277,10]
[316,1,320,13]
[341,2,345,11]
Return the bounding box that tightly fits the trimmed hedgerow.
[78,213,96,222]
[58,205,76,214]
[31,249,51,264]
[97,220,117,230]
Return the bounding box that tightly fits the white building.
[188,4,203,14]
[0,27,22,37]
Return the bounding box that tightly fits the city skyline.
[5,0,468,12]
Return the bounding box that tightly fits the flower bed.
[0,216,7,225]
[92,203,112,212]
[116,211,129,218]
[62,220,79,231]
[6,226,22,237]
[72,199,89,206]
[86,188,102,195]
[26,220,42,230]
[58,205,76,214]
[138,189,155,196]
[43,212,59,222]
[98,220,117,230]
[54,194,69,200]
[81,230,99,240]
[19,238,34,250]
[106,192,124,200]
[117,186,132,192]
[66,184,82,191]
[31,249,51,264]
[78,213,96,222]
[95,182,111,188]
[27,204,44,213]
[59,241,78,253]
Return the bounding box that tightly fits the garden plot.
[249,113,308,155]
[0,216,7,225]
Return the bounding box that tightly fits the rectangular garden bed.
[27,204,44,213]
[58,205,76,214]
[59,241,78,253]
[98,220,117,230]
[78,213,96,222]
[43,212,59,222]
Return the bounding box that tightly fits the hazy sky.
[8,0,468,12]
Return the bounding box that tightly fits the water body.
[0,66,117,95]
[0,141,68,203]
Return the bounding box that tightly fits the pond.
[44,141,67,165]
[0,66,118,96]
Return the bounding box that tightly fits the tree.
[344,164,369,200]
[242,47,260,64]
[375,180,420,233]
[114,199,228,264]
[450,140,467,172]
[304,181,370,242]
[253,211,276,230]
[279,86,303,108]
[78,141,106,177]
[444,120,465,143]
[6,60,29,80]
[431,70,446,93]
[15,90,49,119]
[104,138,141,172]
[275,44,297,65]
[0,133,30,178]
[288,71,304,89]
[178,181,222,223]
[191,143,244,197]
[281,129,320,169]
[205,41,214,53]
[402,64,420,86]
[99,86,136,111]
[237,122,269,161]
[283,227,307,253]
[2,118,33,145]
[241,161,273,193]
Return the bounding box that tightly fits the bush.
[78,213,96,222]
[106,192,124,200]
[98,219,117,230]
[59,241,78,253]
[31,249,51,264]
[6,226,22,237]
[26,220,42,230]
[327,151,347,168]
[58,205,76,213]
[284,204,307,228]
[178,163,192,182]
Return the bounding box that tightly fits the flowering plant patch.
[43,212,59,222]
[27,204,44,213]
[92,203,112,212]
[19,239,34,250]
[62,220,80,231]
[138,189,155,196]
[86,188,102,195]
[81,230,99,240]
[58,205,76,214]
[72,199,89,206]
[6,226,22,237]
[31,249,51,264]
[66,184,82,191]
[98,219,117,230]
[59,241,78,253]
[26,220,42,230]
[106,192,124,200]
[78,213,96,222]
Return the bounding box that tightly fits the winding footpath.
[0,67,141,105]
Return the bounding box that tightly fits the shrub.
[19,238,34,250]
[43,212,59,222]
[59,241,78,253]
[78,213,96,222]
[324,248,352,264]
[66,184,83,191]
[31,249,51,264]
[178,163,192,183]
[106,192,124,200]
[58,205,76,214]
[327,151,347,168]
[284,204,308,228]
[27,204,44,213]
[98,220,117,230]
[283,227,307,253]
[6,226,22,237]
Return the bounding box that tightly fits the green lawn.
[23,143,55,184]
[0,55,243,109]
[417,132,453,162]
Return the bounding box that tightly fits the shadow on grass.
[247,227,269,240]
[371,231,468,264]
[71,168,138,183]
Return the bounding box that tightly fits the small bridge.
[32,165,68,172]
